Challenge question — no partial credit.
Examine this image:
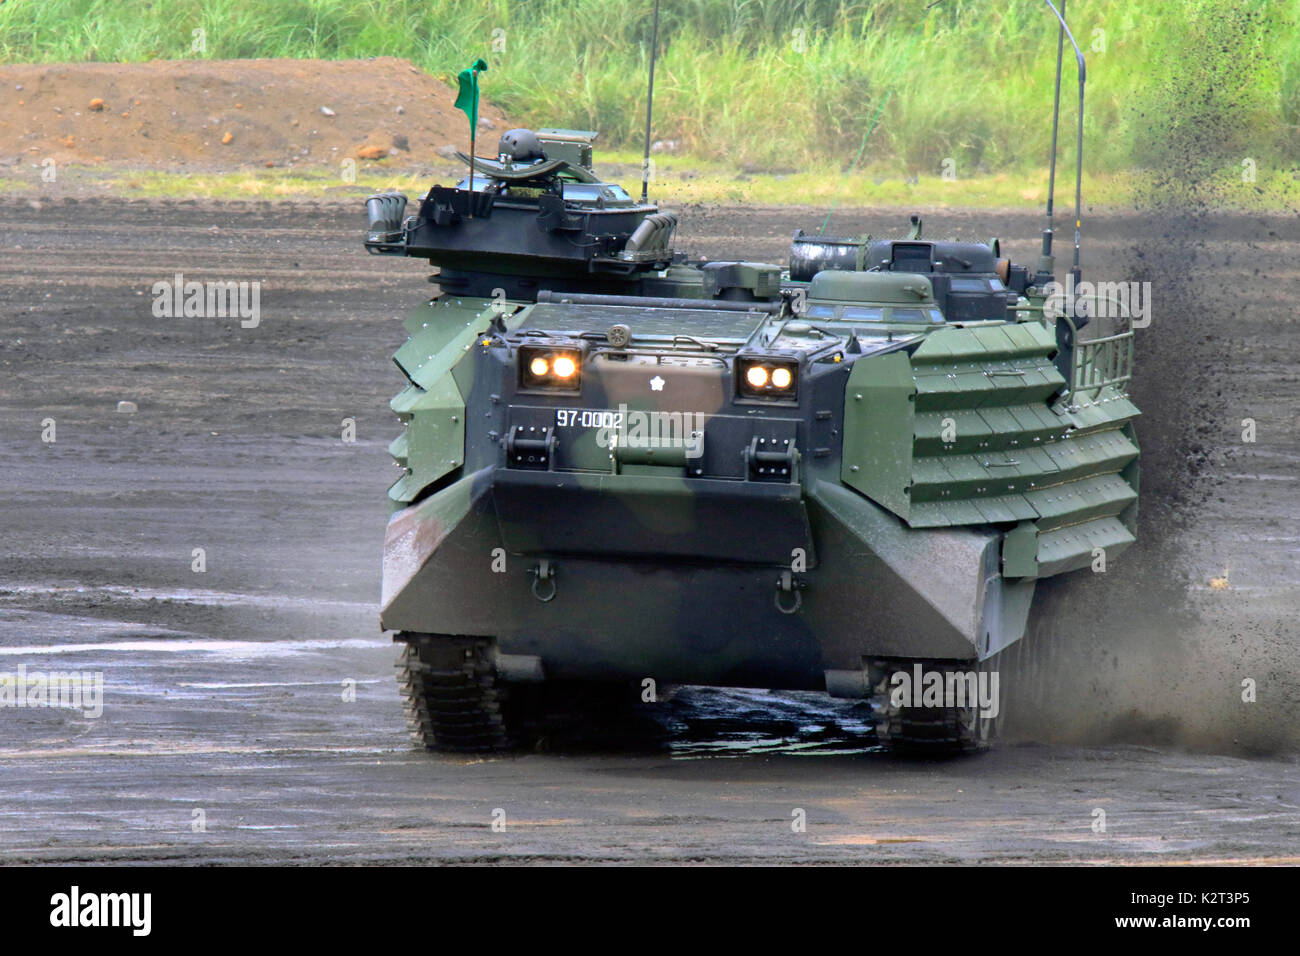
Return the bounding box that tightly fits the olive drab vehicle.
[364,7,1137,753]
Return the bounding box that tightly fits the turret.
[365,128,681,299]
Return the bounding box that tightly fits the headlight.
[736,357,798,400]
[520,346,582,391]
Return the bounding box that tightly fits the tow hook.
[529,559,557,603]
[774,569,805,614]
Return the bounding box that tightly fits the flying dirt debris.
[367,5,1143,756]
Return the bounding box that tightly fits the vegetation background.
[2,0,1296,204]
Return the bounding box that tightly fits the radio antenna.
[640,0,661,203]
[1044,0,1066,257]
[1041,0,1086,282]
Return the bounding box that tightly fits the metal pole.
[641,0,661,204]
[467,66,480,218]
[1045,0,1065,253]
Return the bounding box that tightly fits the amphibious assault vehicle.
[365,13,1137,753]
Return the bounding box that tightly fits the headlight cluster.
[520,346,582,390]
[736,357,798,400]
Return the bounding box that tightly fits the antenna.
[1041,0,1086,283]
[640,0,661,204]
[1043,0,1066,261]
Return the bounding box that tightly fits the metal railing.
[1059,314,1134,399]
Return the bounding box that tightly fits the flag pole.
[454,59,488,219]
[467,63,477,219]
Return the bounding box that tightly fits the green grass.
[0,162,1094,208]
[1,0,1297,202]
[4,153,1295,213]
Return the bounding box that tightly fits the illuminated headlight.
[520,346,582,391]
[736,357,798,399]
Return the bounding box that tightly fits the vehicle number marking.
[555,409,623,429]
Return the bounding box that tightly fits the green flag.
[453,58,489,130]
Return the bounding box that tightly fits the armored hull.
[368,128,1139,753]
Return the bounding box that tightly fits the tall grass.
[1,0,1296,178]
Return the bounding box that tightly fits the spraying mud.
[672,203,1300,754]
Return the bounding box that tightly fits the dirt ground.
[1,193,1297,864]
[0,58,510,170]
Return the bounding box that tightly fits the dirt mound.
[1,57,510,170]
